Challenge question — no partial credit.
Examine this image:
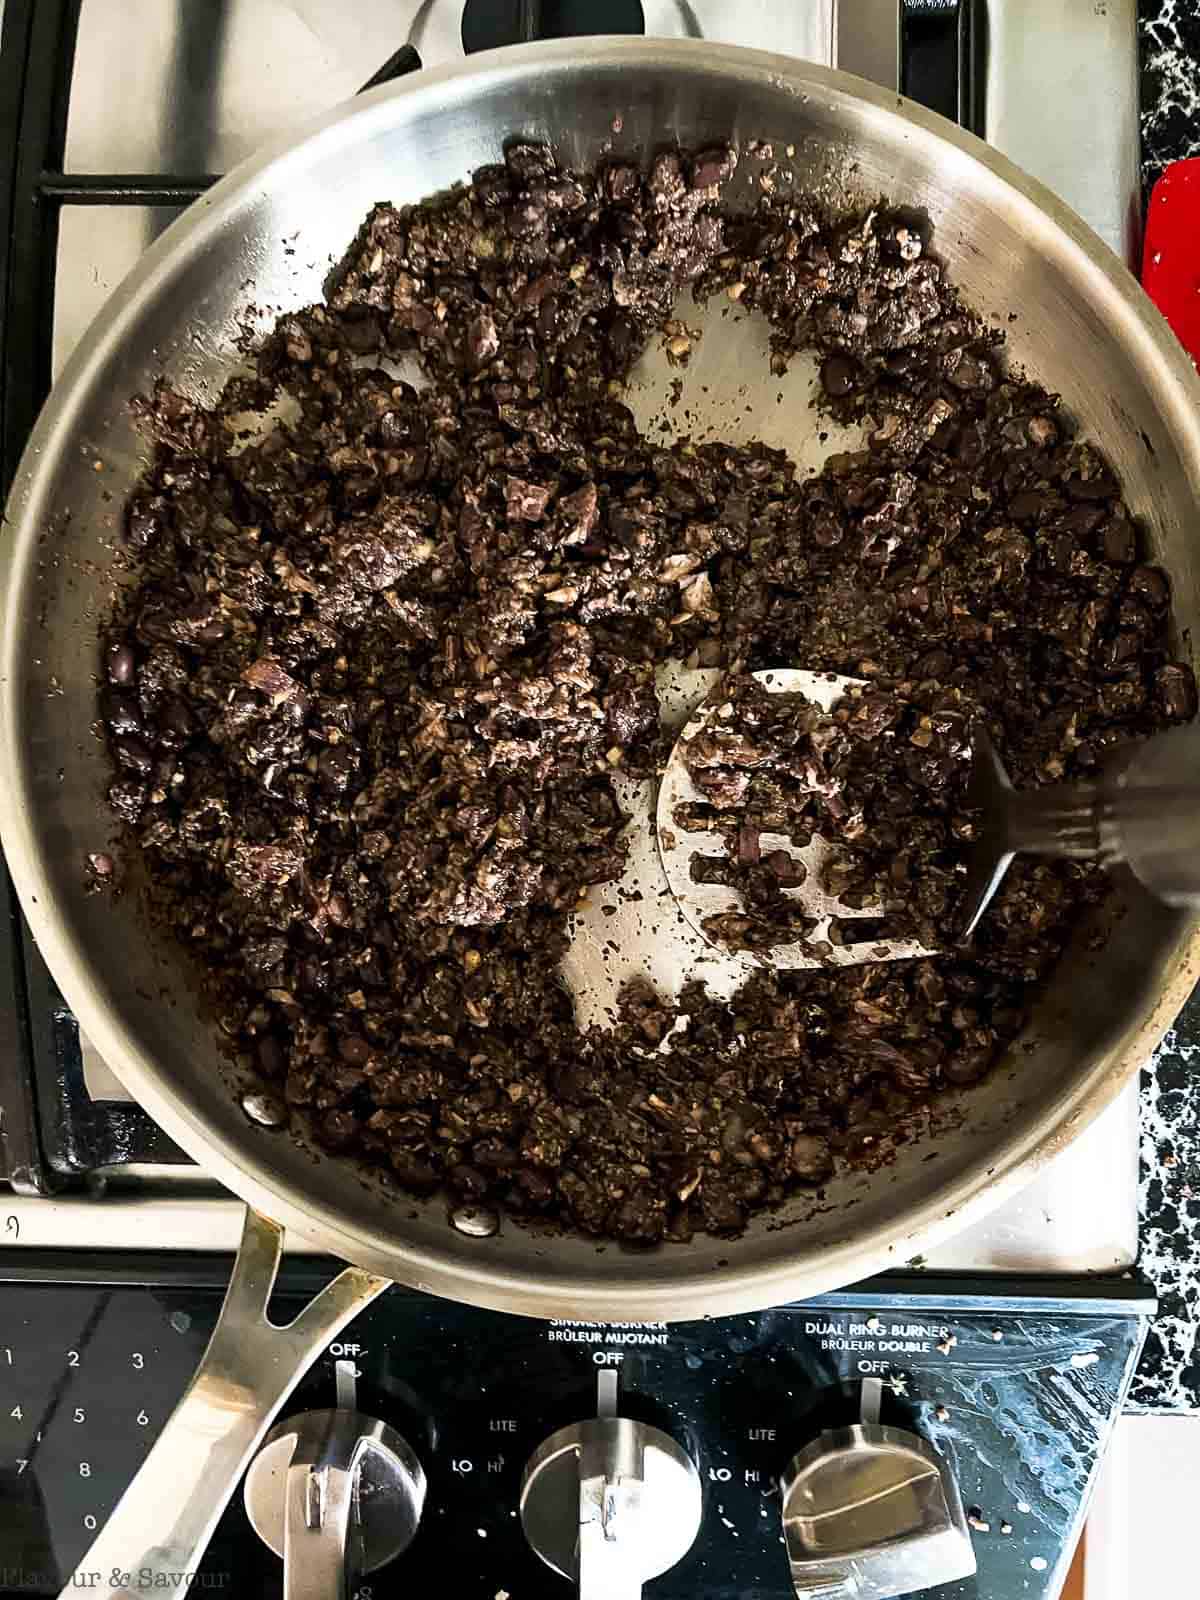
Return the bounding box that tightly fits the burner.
[462,0,645,53]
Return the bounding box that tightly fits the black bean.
[107,779,145,824]
[338,1034,371,1066]
[820,353,858,396]
[1129,565,1170,609]
[946,352,993,393]
[448,1162,489,1198]
[545,176,587,211]
[1008,488,1052,521]
[465,312,499,371]
[473,163,512,207]
[114,737,153,777]
[473,1139,519,1170]
[607,315,636,368]
[106,641,136,685]
[516,1168,554,1206]
[690,147,734,189]
[390,1155,441,1191]
[945,1046,994,1085]
[699,1178,745,1235]
[505,202,544,240]
[1101,516,1138,564]
[537,295,561,340]
[505,142,554,183]
[1156,663,1198,721]
[257,1035,286,1077]
[158,696,195,749]
[317,746,356,792]
[603,164,638,202]
[320,1109,360,1150]
[1094,632,1141,676]
[104,693,144,739]
[789,1134,834,1182]
[1065,472,1116,502]
[299,956,327,995]
[125,495,169,549]
[340,314,381,353]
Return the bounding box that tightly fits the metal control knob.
[520,1371,702,1600]
[244,1361,425,1600]
[779,1381,975,1600]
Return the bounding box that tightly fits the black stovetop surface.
[0,1260,1155,1600]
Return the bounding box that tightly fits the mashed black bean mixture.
[99,141,1196,1243]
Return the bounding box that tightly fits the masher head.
[657,669,939,970]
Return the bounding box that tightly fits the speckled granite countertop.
[1141,1,1200,192]
[1132,0,1200,1412]
[1132,998,1200,1411]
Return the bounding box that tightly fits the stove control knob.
[244,1362,425,1600]
[779,1382,975,1600]
[520,1371,702,1599]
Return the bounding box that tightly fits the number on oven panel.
[131,1351,144,1369]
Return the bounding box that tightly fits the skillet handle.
[61,1207,390,1598]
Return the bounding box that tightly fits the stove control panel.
[0,1264,1150,1599]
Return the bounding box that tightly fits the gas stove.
[0,3,1153,1598]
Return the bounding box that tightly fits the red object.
[1142,158,1200,369]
